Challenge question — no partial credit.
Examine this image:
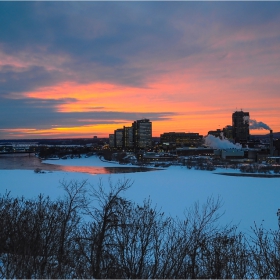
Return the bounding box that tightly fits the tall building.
[114,128,124,148]
[132,119,152,149]
[109,134,115,148]
[123,126,134,149]
[232,111,250,143]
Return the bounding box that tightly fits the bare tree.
[3,179,280,279]
[79,178,133,278]
[0,193,65,278]
[55,179,89,278]
[249,223,280,278]
[110,198,172,278]
[0,180,89,279]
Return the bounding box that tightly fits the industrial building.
[175,147,214,157]
[141,152,177,164]
[221,149,244,160]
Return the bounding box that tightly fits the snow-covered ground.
[1,155,280,233]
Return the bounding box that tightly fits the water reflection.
[0,154,156,174]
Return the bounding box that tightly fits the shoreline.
[215,172,280,178]
[1,153,280,178]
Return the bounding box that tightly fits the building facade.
[160,132,203,147]
[232,111,250,143]
[223,125,233,140]
[123,126,134,149]
[208,126,233,140]
[114,129,124,148]
[132,119,152,149]
[208,129,222,138]
[109,134,115,148]
[109,119,152,150]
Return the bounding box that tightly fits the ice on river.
[1,155,280,233]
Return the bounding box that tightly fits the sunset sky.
[0,2,280,139]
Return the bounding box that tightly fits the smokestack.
[270,130,273,156]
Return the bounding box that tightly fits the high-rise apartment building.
[109,134,115,148]
[232,111,250,143]
[109,119,152,150]
[114,128,124,148]
[123,126,134,149]
[132,119,152,149]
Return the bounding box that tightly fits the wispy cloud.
[0,2,280,138]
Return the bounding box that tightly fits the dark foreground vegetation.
[1,180,280,279]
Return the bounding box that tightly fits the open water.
[0,154,156,174]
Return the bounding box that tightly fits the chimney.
[270,130,273,156]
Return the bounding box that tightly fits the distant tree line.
[38,146,97,159]
[240,164,280,174]
[1,179,280,278]
[185,157,216,171]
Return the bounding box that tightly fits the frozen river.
[1,154,280,233]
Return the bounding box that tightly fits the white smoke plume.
[243,116,250,124]
[249,119,271,130]
[204,134,242,149]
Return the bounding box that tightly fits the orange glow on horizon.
[13,68,280,139]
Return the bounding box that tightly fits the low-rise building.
[221,149,244,160]
[208,129,222,138]
[267,156,280,164]
[160,132,203,148]
[176,147,214,157]
[142,152,177,163]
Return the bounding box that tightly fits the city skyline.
[1,2,280,139]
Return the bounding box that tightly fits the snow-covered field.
[1,155,280,232]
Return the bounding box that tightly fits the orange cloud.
[21,66,280,138]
